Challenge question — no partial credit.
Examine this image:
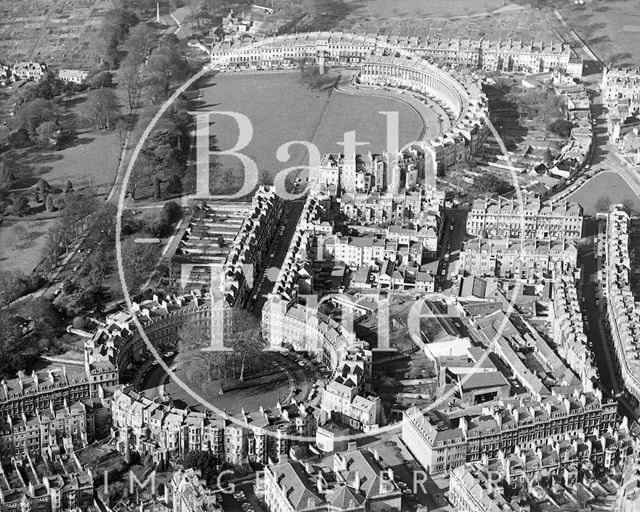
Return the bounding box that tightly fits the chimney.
[316,476,324,494]
[353,471,361,491]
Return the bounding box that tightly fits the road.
[580,219,639,420]
[437,208,467,291]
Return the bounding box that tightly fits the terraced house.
[401,389,618,475]
[466,195,583,240]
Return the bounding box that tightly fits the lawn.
[192,70,426,192]
[567,171,640,215]
[560,0,640,66]
[14,129,122,197]
[0,217,57,274]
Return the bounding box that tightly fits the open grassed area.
[0,217,57,274]
[567,172,640,215]
[560,0,640,66]
[193,70,429,191]
[13,129,122,196]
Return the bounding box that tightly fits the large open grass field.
[193,71,430,191]
[567,172,640,215]
[12,128,122,196]
[0,218,57,274]
[560,0,640,66]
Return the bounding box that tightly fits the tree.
[123,23,156,66]
[45,195,56,212]
[11,196,30,216]
[471,174,514,198]
[548,119,574,138]
[87,249,110,286]
[144,37,190,102]
[65,180,74,193]
[183,451,218,484]
[62,279,76,295]
[117,57,143,113]
[90,203,118,241]
[12,98,57,137]
[227,310,264,381]
[0,160,16,194]
[544,148,555,164]
[153,176,162,199]
[144,219,169,238]
[166,174,183,195]
[0,309,34,376]
[121,238,157,290]
[86,70,113,89]
[83,89,120,130]
[177,316,226,383]
[177,309,265,384]
[161,201,181,224]
[42,222,67,271]
[60,193,98,241]
[35,121,61,148]
[0,271,31,306]
[94,8,139,69]
[34,178,51,203]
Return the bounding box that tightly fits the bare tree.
[83,89,120,130]
[117,58,143,114]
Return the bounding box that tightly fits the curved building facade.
[209,32,489,175]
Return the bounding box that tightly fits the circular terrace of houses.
[209,32,489,173]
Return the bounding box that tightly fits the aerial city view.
[4,0,640,511]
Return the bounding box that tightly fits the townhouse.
[172,467,220,512]
[319,358,381,432]
[111,387,313,466]
[459,238,578,280]
[449,463,522,512]
[549,275,598,392]
[466,195,583,240]
[604,205,640,402]
[260,446,402,512]
[401,389,618,475]
[210,32,572,75]
[602,66,640,111]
